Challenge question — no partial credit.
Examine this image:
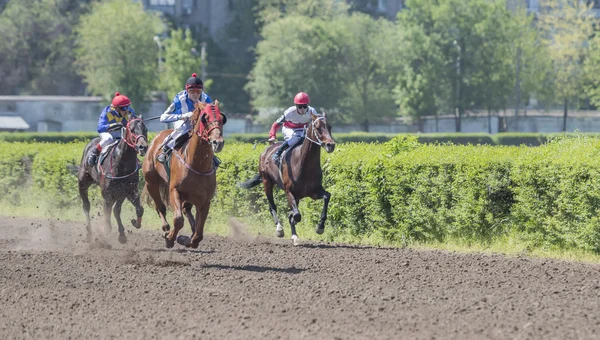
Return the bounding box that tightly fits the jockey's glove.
[180,112,193,120]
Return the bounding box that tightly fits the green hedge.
[3,134,600,253]
[3,131,597,145]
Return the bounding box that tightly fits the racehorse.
[239,111,335,245]
[142,101,227,249]
[77,118,148,243]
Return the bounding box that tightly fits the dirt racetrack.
[1,216,600,340]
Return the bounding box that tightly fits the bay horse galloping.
[77,118,148,243]
[142,102,227,249]
[239,112,335,245]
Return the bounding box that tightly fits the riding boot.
[87,147,101,167]
[272,143,289,165]
[156,145,172,164]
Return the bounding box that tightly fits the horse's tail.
[66,164,79,176]
[237,173,262,189]
[141,181,171,210]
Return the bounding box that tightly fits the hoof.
[186,241,200,249]
[276,229,284,238]
[177,235,190,246]
[118,234,127,244]
[315,228,324,235]
[291,235,300,246]
[165,238,175,248]
[131,218,142,229]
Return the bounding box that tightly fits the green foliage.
[0,0,87,95]
[5,136,600,253]
[394,0,542,129]
[160,28,207,100]
[247,11,398,128]
[75,0,164,109]
[2,132,596,146]
[537,0,597,112]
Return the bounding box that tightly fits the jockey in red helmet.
[87,92,137,167]
[269,92,317,165]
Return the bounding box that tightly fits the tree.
[0,0,88,95]
[537,0,597,131]
[160,28,204,101]
[255,0,349,28]
[394,0,541,132]
[246,15,346,122]
[334,13,399,130]
[75,0,163,109]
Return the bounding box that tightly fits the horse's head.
[123,118,148,156]
[308,111,335,153]
[191,100,227,153]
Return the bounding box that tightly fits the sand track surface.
[1,216,599,339]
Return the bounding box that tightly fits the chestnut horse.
[142,102,227,248]
[76,118,148,243]
[239,112,335,245]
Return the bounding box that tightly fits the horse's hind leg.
[127,190,144,229]
[102,196,115,235]
[113,197,127,244]
[165,189,184,248]
[264,178,283,237]
[145,182,170,233]
[78,180,93,242]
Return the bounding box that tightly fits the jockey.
[269,92,317,165]
[156,73,213,164]
[87,92,137,167]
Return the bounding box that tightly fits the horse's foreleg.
[165,189,184,248]
[113,197,127,244]
[184,203,209,249]
[316,190,331,235]
[285,192,301,246]
[182,202,196,234]
[127,190,144,229]
[264,178,283,237]
[145,182,170,233]
[78,180,93,242]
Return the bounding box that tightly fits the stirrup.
[156,151,169,164]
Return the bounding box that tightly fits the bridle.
[123,118,147,152]
[304,116,328,146]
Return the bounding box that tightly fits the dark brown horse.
[76,118,148,243]
[142,102,227,249]
[239,112,335,245]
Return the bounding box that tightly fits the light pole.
[453,40,461,132]
[153,36,163,73]
[190,43,207,80]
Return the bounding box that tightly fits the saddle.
[98,139,120,166]
[277,137,304,171]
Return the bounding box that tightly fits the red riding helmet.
[112,92,131,107]
[294,92,310,105]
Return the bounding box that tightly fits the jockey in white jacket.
[156,73,213,164]
[268,92,317,165]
